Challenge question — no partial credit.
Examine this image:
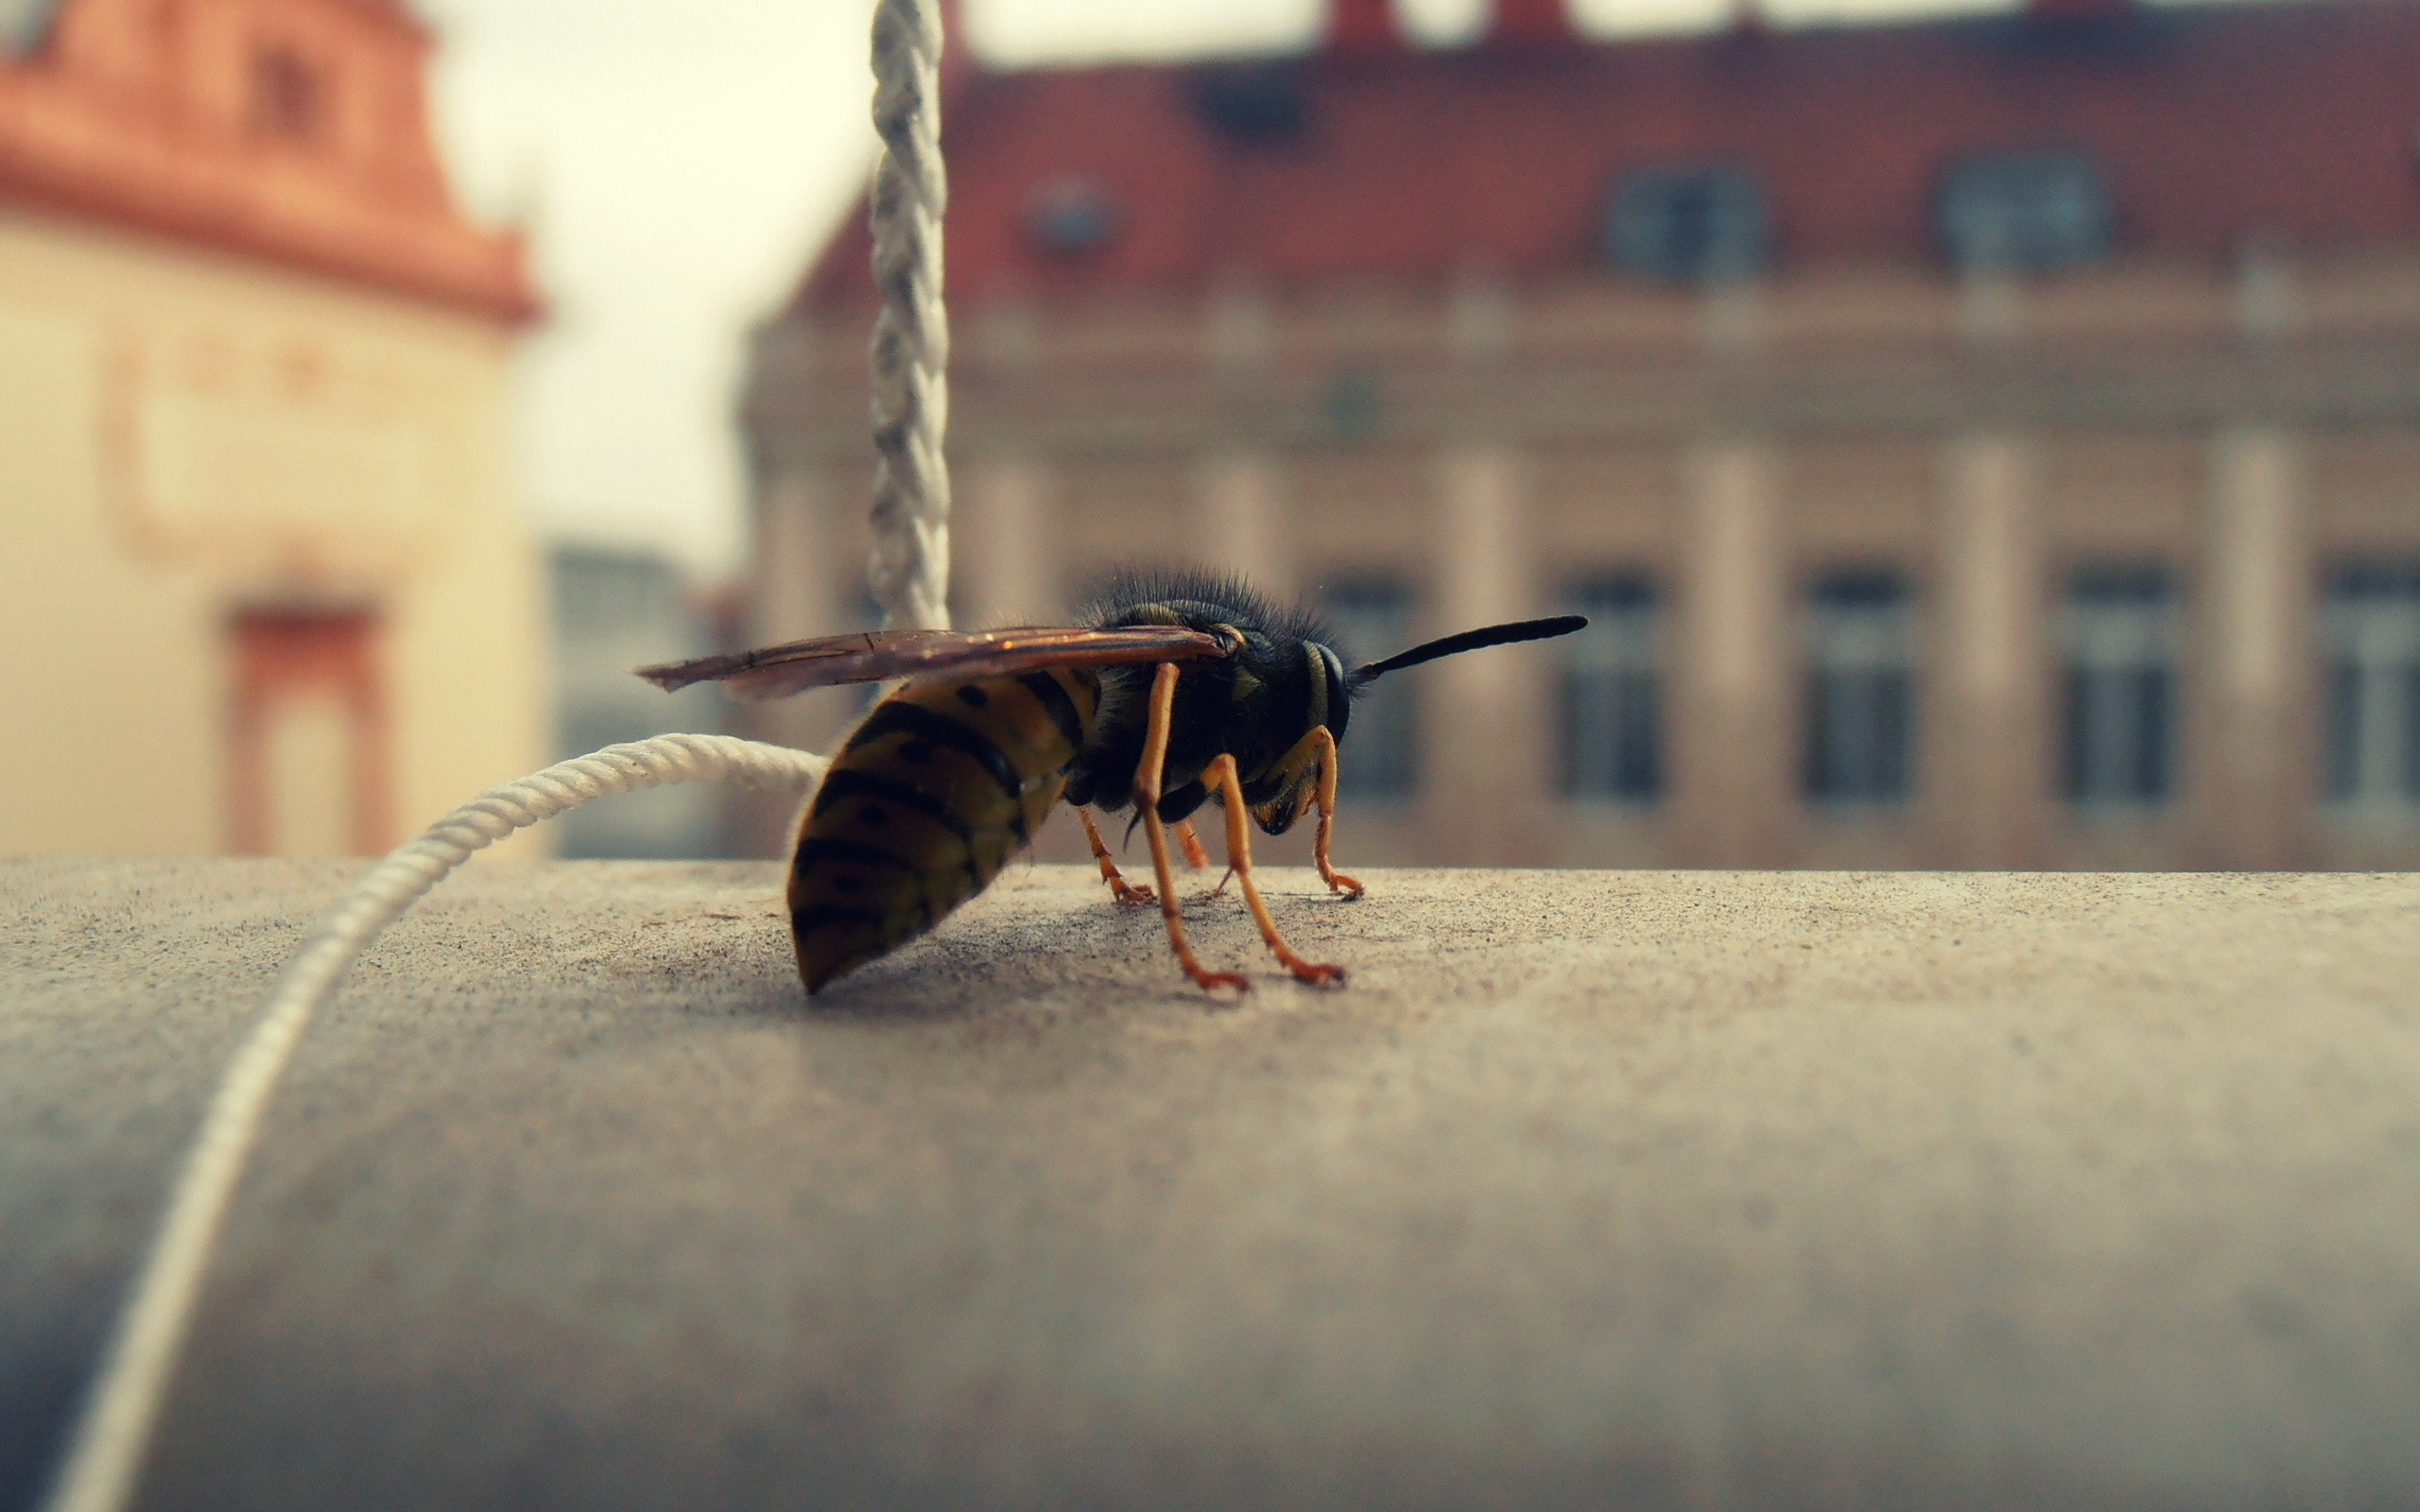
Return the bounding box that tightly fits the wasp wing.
[635,625,1230,701]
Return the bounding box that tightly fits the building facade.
[0,0,543,858]
[741,0,2420,871]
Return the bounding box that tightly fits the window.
[1938,149,2111,273]
[2322,563,2420,811]
[1801,573,1915,805]
[1320,369,1384,442]
[2059,567,2179,810]
[1322,581,1417,800]
[1189,61,1308,146]
[1560,578,1663,803]
[252,45,324,143]
[1603,166,1767,285]
[1025,178,1117,256]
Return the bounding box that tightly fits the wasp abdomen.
[789,666,1100,992]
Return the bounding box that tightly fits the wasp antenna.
[1355,615,1589,682]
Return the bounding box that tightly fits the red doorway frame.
[226,609,393,856]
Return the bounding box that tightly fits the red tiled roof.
[0,0,536,323]
[797,0,2420,313]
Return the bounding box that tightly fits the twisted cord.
[866,0,951,631]
[42,734,827,1512]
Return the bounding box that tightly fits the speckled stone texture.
[4,858,2418,1511]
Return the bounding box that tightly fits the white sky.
[417,0,2203,581]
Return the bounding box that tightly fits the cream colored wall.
[0,210,544,856]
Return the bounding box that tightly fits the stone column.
[1959,266,2020,348]
[1700,279,1764,359]
[1932,432,2046,868]
[1672,438,1790,867]
[970,294,1042,373]
[1188,453,1291,602]
[1206,277,1273,377]
[959,455,1058,626]
[1445,268,1512,365]
[752,468,842,719]
[2199,426,2313,868]
[2234,242,2297,344]
[1423,446,1544,864]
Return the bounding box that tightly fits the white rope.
[41,734,827,1512]
[866,0,952,631]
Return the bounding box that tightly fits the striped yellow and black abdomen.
[788,665,1100,992]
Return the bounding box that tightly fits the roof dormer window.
[252,44,325,144]
[1603,165,1768,286]
[1190,62,1309,147]
[1938,149,2111,273]
[1025,178,1117,257]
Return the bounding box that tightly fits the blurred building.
[741,0,2420,871]
[550,544,728,859]
[0,0,542,858]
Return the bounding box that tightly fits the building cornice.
[748,338,2420,465]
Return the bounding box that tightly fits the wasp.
[639,570,1583,996]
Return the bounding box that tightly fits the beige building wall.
[0,212,544,856]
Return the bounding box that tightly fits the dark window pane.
[1802,573,1913,806]
[1561,579,1663,803]
[2135,668,2174,800]
[2059,567,2177,812]
[2060,666,2089,801]
[1604,166,1767,285]
[1323,583,1417,801]
[2069,563,2170,603]
[1561,669,1599,794]
[1805,669,1913,801]
[1874,669,1911,799]
[1939,149,2111,273]
[1802,672,1834,798]
[2322,661,2359,800]
[2318,560,2420,808]
[1320,369,1384,442]
[2404,667,2420,799]
[1026,178,1118,255]
[2331,560,2420,598]
[1560,665,1664,801]
[1189,61,1309,145]
[1616,670,1663,799]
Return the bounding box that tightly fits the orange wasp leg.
[1174,818,1211,869]
[1307,726,1365,900]
[1077,807,1155,907]
[1135,662,1249,995]
[1204,754,1346,987]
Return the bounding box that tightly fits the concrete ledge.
[5,859,2418,1509]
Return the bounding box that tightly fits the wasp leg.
[1307,727,1365,900]
[1136,662,1248,995]
[1078,807,1155,906]
[1181,814,1232,895]
[1174,818,1210,869]
[1204,754,1346,986]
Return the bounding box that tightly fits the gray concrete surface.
[3,858,2418,1511]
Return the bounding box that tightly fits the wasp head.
[1243,638,1350,835]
